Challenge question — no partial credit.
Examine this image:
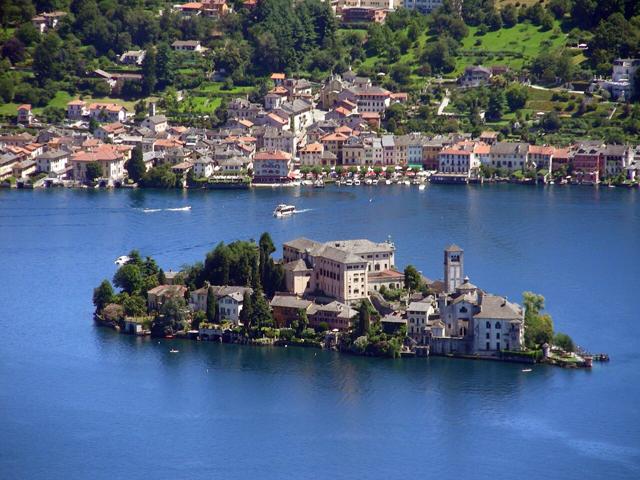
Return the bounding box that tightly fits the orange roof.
[67,100,86,106]
[270,73,285,80]
[89,103,126,113]
[154,138,185,148]
[266,112,287,125]
[321,132,348,142]
[529,145,555,155]
[177,2,203,9]
[100,122,125,133]
[269,86,288,95]
[391,92,408,100]
[18,104,32,111]
[254,150,291,161]
[334,106,350,116]
[238,119,253,128]
[72,145,125,162]
[441,148,471,155]
[481,131,498,138]
[335,125,353,134]
[300,142,323,153]
[361,112,380,119]
[553,148,570,158]
[474,144,490,154]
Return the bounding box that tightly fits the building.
[67,100,88,120]
[17,105,33,125]
[189,285,253,324]
[342,7,388,24]
[89,103,127,123]
[459,66,492,88]
[603,144,632,178]
[402,0,443,13]
[94,122,126,141]
[70,145,129,185]
[147,285,187,311]
[140,115,168,133]
[603,58,640,101]
[31,11,66,33]
[472,294,524,353]
[572,144,603,184]
[308,301,358,331]
[270,295,313,328]
[171,40,203,52]
[119,50,146,65]
[252,150,293,184]
[36,150,69,176]
[438,146,479,175]
[444,244,463,294]
[489,142,529,172]
[528,145,555,172]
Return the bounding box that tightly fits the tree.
[140,164,177,189]
[250,286,272,328]
[1,37,25,64]
[113,264,144,295]
[357,300,371,336]
[296,308,308,336]
[240,290,253,332]
[93,279,114,312]
[85,161,103,183]
[123,295,146,317]
[486,89,506,122]
[206,287,217,323]
[553,332,575,352]
[523,291,554,349]
[505,84,529,111]
[155,42,175,90]
[141,47,157,95]
[126,146,146,183]
[404,265,422,291]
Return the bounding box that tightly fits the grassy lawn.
[180,96,222,114]
[454,21,565,75]
[195,82,253,96]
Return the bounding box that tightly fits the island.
[93,233,599,368]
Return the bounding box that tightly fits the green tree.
[505,84,529,111]
[141,47,157,95]
[93,279,114,312]
[32,32,64,86]
[404,265,422,291]
[113,264,144,295]
[206,287,218,323]
[357,300,371,336]
[126,146,146,183]
[123,295,146,317]
[155,42,175,90]
[486,89,506,122]
[250,286,272,328]
[523,291,554,349]
[85,161,103,183]
[296,308,308,336]
[553,332,575,352]
[240,290,253,332]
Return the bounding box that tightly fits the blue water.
[1,185,639,479]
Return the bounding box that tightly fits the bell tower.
[444,245,464,294]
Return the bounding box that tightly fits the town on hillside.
[94,234,594,367]
[2,68,639,189]
[2,1,640,189]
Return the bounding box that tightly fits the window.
[496,333,500,339]
[496,342,501,350]
[495,322,501,329]
[486,333,490,339]
[486,342,490,350]
[486,321,491,329]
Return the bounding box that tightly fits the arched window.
[495,322,502,329]
[486,321,491,329]
[460,306,468,313]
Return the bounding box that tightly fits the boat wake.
[294,208,312,214]
[141,206,191,213]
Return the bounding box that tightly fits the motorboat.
[419,184,426,191]
[385,179,392,185]
[354,179,361,186]
[345,179,353,186]
[372,179,379,185]
[169,349,179,354]
[365,179,373,185]
[403,180,411,186]
[521,368,532,373]
[115,255,130,266]
[273,204,296,217]
[314,180,325,188]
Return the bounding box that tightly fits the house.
[438,145,479,175]
[174,2,204,16]
[89,103,127,123]
[218,156,247,174]
[299,142,324,167]
[528,145,555,172]
[270,295,312,328]
[147,284,187,311]
[70,145,130,185]
[252,150,293,184]
[342,7,387,24]
[36,150,69,177]
[339,86,391,113]
[479,131,498,145]
[407,300,437,340]
[572,144,604,184]
[119,50,146,65]
[308,301,358,331]
[603,144,632,178]
[402,0,444,14]
[67,100,88,120]
[202,0,230,17]
[31,11,66,33]
[262,128,296,156]
[12,159,37,179]
[603,58,640,101]
[17,105,33,125]
[459,66,492,87]
[270,73,286,86]
[284,259,313,296]
[189,285,252,323]
[192,156,215,178]
[320,132,348,163]
[94,122,126,141]
[0,154,20,179]
[489,142,529,172]
[140,115,168,133]
[172,40,203,52]
[472,294,524,353]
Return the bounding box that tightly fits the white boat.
[302,180,313,186]
[419,184,426,191]
[521,368,532,373]
[365,179,373,185]
[273,204,296,217]
[169,349,179,354]
[345,179,353,186]
[314,180,325,188]
[354,179,361,186]
[385,179,392,185]
[114,255,130,266]
[372,179,379,185]
[403,180,411,186]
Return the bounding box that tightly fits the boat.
[365,179,373,185]
[354,179,361,186]
[273,204,296,217]
[521,368,532,373]
[419,184,426,191]
[114,255,130,266]
[169,349,179,354]
[403,180,411,186]
[412,179,421,185]
[372,179,379,185]
[345,179,353,186]
[385,179,392,185]
[313,180,325,188]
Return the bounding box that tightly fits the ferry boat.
[273,204,297,217]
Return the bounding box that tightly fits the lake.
[1,184,639,479]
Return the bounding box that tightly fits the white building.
[36,150,69,176]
